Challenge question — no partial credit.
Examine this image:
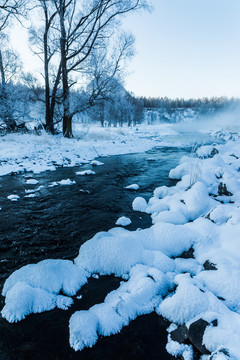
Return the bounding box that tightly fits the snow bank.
[0,125,160,177]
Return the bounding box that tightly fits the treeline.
[139,96,240,111]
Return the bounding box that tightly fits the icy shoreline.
[0,125,164,177]
[1,127,240,359]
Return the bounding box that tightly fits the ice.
[125,183,140,190]
[132,197,147,211]
[75,170,95,176]
[7,194,20,201]
[115,216,132,226]
[26,179,39,185]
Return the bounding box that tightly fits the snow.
[132,197,147,212]
[58,179,76,185]
[115,216,132,226]
[1,282,73,323]
[2,259,88,297]
[2,126,240,358]
[26,179,39,185]
[1,260,88,322]
[125,183,140,190]
[0,125,160,177]
[90,160,104,166]
[24,193,36,198]
[7,194,20,201]
[48,179,76,186]
[76,170,95,176]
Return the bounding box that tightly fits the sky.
[123,0,240,99]
[10,0,240,99]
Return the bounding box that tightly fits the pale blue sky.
[123,0,240,98]
[10,0,240,99]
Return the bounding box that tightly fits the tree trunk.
[59,0,72,137]
[43,27,54,133]
[0,49,6,94]
[50,62,61,125]
[100,101,104,127]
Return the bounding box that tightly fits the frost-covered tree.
[28,0,61,133]
[0,0,26,131]
[52,0,149,137]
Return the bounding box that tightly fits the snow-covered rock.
[90,160,104,166]
[76,170,95,176]
[125,184,140,190]
[132,197,147,212]
[26,179,39,185]
[115,216,132,226]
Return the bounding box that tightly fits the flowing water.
[0,131,221,360]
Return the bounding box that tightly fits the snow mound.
[58,179,76,185]
[1,282,73,323]
[75,231,144,276]
[26,179,39,185]
[157,274,225,325]
[2,259,88,297]
[132,197,147,212]
[115,216,132,226]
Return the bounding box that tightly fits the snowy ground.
[0,124,173,177]
[1,123,240,359]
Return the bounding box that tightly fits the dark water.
[0,144,192,360]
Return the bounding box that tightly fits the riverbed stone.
[188,319,210,354]
[170,325,189,344]
[203,260,217,271]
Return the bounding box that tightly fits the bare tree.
[0,0,26,131]
[29,0,61,133]
[53,0,148,137]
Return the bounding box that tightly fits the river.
[0,130,220,360]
